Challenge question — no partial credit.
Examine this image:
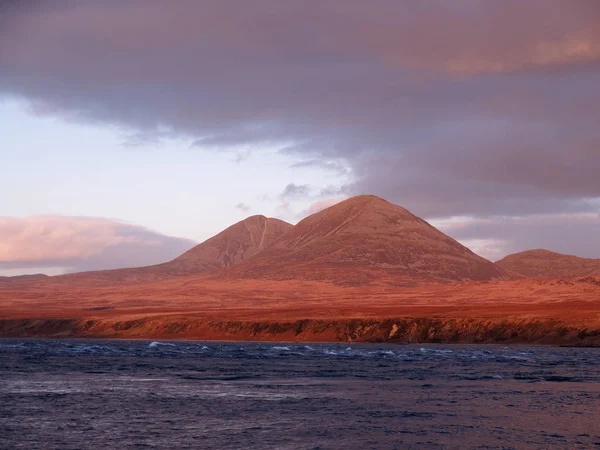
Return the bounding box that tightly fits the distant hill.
[496,249,600,278]
[0,273,48,283]
[224,195,509,283]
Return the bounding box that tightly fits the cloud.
[0,216,196,274]
[235,202,250,213]
[280,183,311,200]
[1,1,599,255]
[278,183,350,220]
[289,159,350,176]
[434,213,600,260]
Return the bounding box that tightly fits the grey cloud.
[235,203,251,212]
[289,159,350,176]
[1,0,600,254]
[280,183,311,200]
[436,214,600,260]
[318,185,349,198]
[279,183,349,203]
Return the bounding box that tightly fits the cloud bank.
[434,213,600,261]
[0,216,196,274]
[1,0,599,257]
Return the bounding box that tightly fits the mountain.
[224,195,508,283]
[164,215,293,272]
[496,249,600,278]
[54,215,292,284]
[21,197,510,286]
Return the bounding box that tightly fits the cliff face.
[2,316,599,347]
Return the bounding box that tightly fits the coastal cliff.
[2,316,599,346]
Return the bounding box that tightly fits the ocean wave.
[148,341,177,348]
[420,347,453,354]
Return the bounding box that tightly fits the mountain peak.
[226,195,508,283]
[327,195,407,215]
[241,214,267,223]
[169,215,292,272]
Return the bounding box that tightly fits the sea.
[0,339,599,449]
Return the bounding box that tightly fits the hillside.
[164,215,292,272]
[225,195,508,283]
[496,249,600,278]
[53,215,292,285]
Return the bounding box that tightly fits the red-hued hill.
[224,195,508,283]
[54,215,292,284]
[165,215,292,272]
[496,249,600,278]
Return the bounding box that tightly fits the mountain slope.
[225,195,508,283]
[53,215,292,284]
[165,215,293,272]
[496,249,600,278]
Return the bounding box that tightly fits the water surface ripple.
[1,340,599,449]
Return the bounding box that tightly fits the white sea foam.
[272,346,291,351]
[70,344,119,354]
[148,341,176,348]
[420,347,453,354]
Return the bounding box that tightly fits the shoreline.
[2,315,599,347]
[1,336,599,349]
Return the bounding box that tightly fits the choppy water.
[1,340,599,449]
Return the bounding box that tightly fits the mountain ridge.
[7,196,522,285]
[222,195,509,283]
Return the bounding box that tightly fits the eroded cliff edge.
[2,316,599,346]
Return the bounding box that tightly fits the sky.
[1,0,599,275]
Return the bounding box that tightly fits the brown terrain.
[53,215,292,285]
[225,195,508,283]
[1,195,599,345]
[497,249,600,278]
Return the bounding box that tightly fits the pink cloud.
[0,216,195,274]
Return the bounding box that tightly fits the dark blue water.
[1,340,599,449]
